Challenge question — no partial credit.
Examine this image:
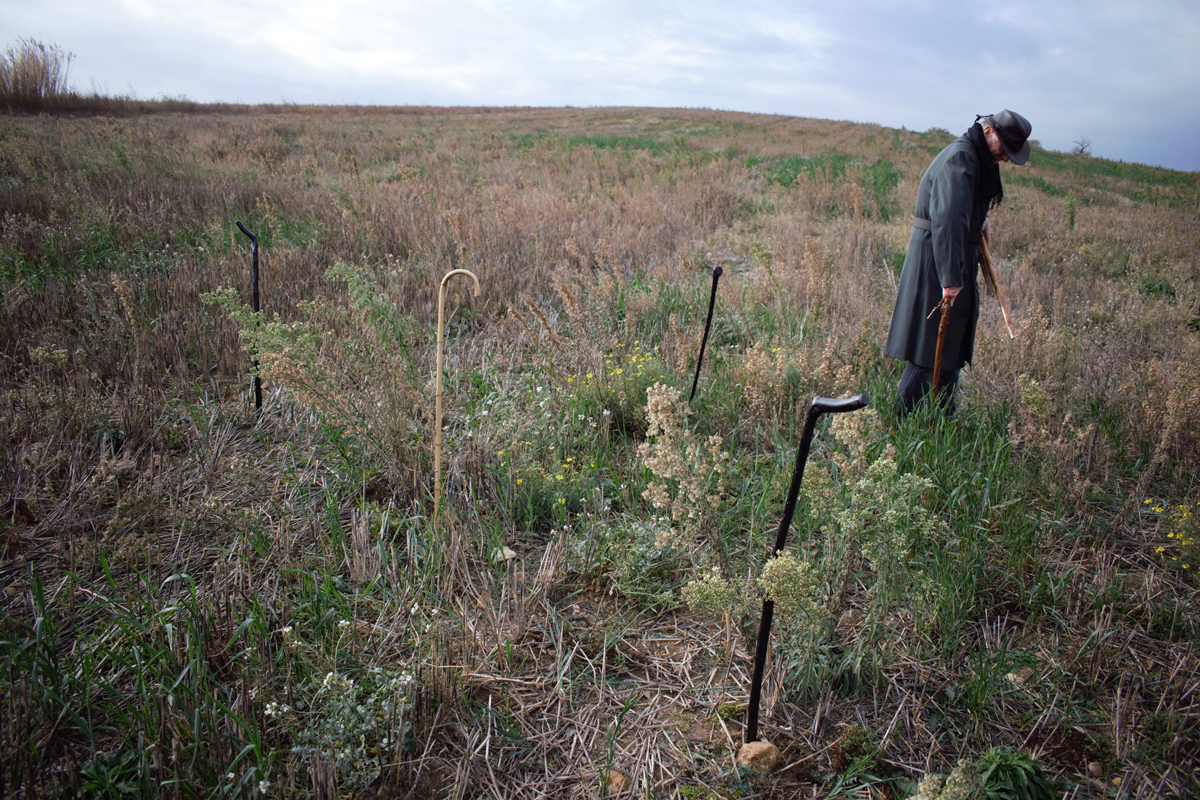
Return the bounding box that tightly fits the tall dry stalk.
[0,38,73,110]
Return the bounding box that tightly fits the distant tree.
[1071,136,1092,156]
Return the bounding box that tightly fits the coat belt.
[913,217,981,244]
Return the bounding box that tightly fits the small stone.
[600,768,630,794]
[737,740,781,772]
[1111,777,1122,786]
[1087,761,1103,778]
[492,546,518,563]
[1006,666,1036,686]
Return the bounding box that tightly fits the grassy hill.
[1,104,1198,798]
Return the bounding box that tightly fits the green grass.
[764,152,853,187]
[1006,172,1070,199]
[867,158,901,221]
[2,104,1198,798]
[1027,147,1200,207]
[508,131,679,156]
[566,133,672,154]
[750,152,900,218]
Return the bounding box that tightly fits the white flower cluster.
[293,665,417,790]
[757,553,825,637]
[224,771,271,796]
[682,567,749,619]
[840,457,946,575]
[831,455,952,630]
[264,701,291,718]
[279,625,301,649]
[637,383,729,537]
[830,408,884,479]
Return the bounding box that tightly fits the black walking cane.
[689,266,723,403]
[235,220,262,412]
[745,392,869,743]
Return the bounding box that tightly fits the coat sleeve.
[927,147,975,288]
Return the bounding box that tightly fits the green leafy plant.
[203,261,426,492]
[824,724,912,799]
[79,749,142,797]
[976,747,1055,800]
[291,666,416,790]
[568,516,687,608]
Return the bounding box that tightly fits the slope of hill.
[2,105,1198,798]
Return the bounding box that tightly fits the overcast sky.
[4,0,1198,170]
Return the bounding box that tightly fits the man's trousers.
[896,361,960,416]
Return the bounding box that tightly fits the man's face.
[983,125,1009,163]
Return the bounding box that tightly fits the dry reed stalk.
[348,507,381,582]
[0,38,72,110]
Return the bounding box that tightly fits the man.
[884,110,1032,415]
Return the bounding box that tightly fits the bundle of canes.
[979,238,1015,340]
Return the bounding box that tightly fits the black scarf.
[966,122,1003,209]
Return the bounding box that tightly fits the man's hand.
[942,285,963,306]
[982,216,992,249]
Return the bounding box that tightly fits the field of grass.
[1,103,1198,799]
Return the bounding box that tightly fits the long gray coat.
[884,132,995,371]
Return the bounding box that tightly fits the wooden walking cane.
[979,238,1015,339]
[434,269,481,515]
[930,296,952,402]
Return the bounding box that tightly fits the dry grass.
[0,39,72,111]
[1,104,1198,798]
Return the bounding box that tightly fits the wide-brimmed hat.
[984,109,1032,165]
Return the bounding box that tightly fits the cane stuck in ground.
[745,393,869,746]
[235,220,262,412]
[434,268,481,514]
[689,265,723,403]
